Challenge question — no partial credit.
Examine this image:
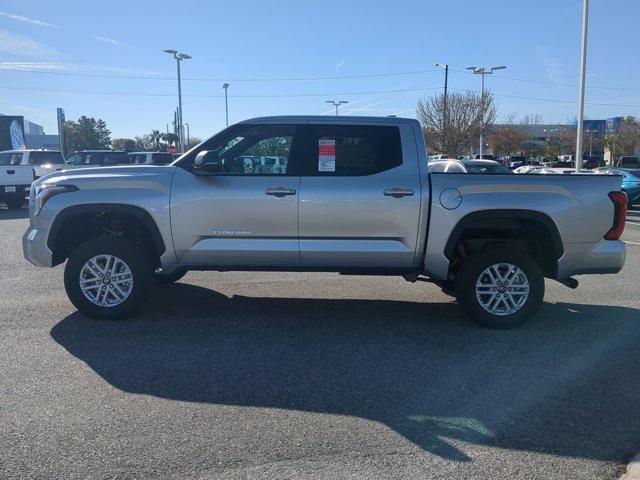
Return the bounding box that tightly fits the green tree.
[185,137,202,150]
[161,132,179,147]
[111,138,137,150]
[65,116,111,151]
[604,116,640,163]
[150,130,162,151]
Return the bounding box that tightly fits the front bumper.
[22,202,55,268]
[557,239,626,279]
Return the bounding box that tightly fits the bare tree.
[488,114,531,156]
[521,114,544,125]
[417,90,496,157]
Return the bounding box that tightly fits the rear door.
[170,123,303,266]
[298,122,422,267]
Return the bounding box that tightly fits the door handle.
[383,187,414,198]
[266,186,297,197]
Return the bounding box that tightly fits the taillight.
[604,191,628,240]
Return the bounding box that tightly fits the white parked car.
[128,151,175,165]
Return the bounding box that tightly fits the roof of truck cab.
[238,115,418,125]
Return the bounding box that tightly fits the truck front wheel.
[64,236,154,319]
[455,248,544,329]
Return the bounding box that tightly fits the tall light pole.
[466,65,506,158]
[326,100,348,116]
[185,123,190,149]
[435,62,449,153]
[575,0,590,172]
[223,83,229,126]
[163,49,191,153]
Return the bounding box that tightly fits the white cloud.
[94,36,130,48]
[0,29,59,58]
[0,11,60,28]
[0,61,162,77]
[335,59,345,70]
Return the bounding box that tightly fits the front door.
[170,123,302,267]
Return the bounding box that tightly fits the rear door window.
[152,153,173,165]
[102,152,130,165]
[0,152,23,165]
[129,154,148,164]
[306,124,402,176]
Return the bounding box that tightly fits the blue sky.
[0,0,638,140]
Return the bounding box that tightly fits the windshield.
[29,151,65,165]
[465,164,513,174]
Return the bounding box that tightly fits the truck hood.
[33,165,177,196]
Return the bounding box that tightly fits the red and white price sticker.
[318,139,336,172]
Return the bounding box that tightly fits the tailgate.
[1,165,33,190]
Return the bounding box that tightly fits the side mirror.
[193,150,222,174]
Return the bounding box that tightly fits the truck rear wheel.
[455,248,544,329]
[64,236,154,319]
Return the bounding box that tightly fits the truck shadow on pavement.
[51,282,640,463]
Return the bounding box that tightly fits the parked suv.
[65,150,131,166]
[618,156,640,168]
[23,116,627,329]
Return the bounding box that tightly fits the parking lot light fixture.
[326,100,349,116]
[163,49,191,153]
[467,65,507,158]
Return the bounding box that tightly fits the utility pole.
[435,63,449,152]
[163,49,191,153]
[466,65,507,158]
[575,0,589,172]
[223,83,229,126]
[325,100,348,116]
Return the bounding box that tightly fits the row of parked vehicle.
[0,149,179,208]
[427,157,640,207]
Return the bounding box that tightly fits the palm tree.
[161,132,179,147]
[150,130,162,151]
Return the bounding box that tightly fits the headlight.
[34,184,78,216]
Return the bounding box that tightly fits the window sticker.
[318,139,336,172]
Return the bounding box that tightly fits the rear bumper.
[0,184,29,198]
[557,240,626,279]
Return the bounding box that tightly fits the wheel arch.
[47,203,166,266]
[444,209,564,278]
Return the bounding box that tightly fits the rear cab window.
[28,151,65,165]
[129,153,148,164]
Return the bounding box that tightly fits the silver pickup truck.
[23,116,627,328]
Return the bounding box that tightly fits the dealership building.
[0,113,60,150]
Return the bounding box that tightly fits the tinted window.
[29,151,65,165]
[310,125,402,176]
[465,164,512,174]
[129,153,148,164]
[102,152,130,165]
[152,153,173,165]
[0,152,23,165]
[65,153,85,165]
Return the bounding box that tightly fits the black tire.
[455,248,544,329]
[5,196,24,209]
[154,267,187,285]
[64,236,154,320]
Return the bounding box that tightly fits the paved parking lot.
[1,205,639,480]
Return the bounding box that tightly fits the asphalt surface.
[1,205,639,480]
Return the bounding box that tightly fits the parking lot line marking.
[624,241,640,246]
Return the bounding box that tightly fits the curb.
[621,453,640,480]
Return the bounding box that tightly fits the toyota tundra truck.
[22,116,627,328]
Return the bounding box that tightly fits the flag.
[10,119,26,150]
